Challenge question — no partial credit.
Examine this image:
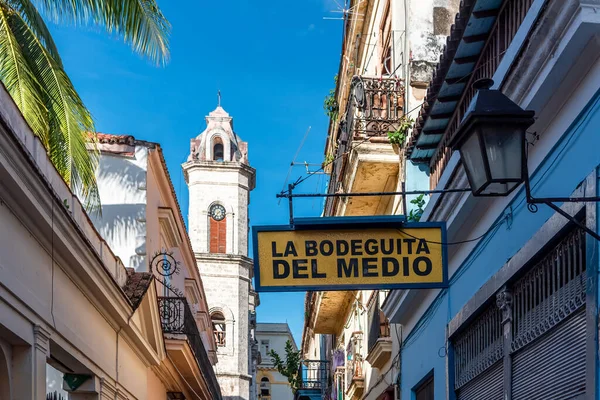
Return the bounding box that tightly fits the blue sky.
[48,0,342,344]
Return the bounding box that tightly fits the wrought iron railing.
[325,76,404,216]
[298,360,329,392]
[429,0,536,190]
[158,297,222,400]
[350,76,405,139]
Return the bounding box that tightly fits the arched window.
[213,137,224,161]
[209,204,226,254]
[211,312,226,347]
[260,377,271,396]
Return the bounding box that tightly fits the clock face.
[210,204,226,221]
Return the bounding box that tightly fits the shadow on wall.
[97,153,146,198]
[92,203,146,270]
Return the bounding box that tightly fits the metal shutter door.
[456,361,503,400]
[512,308,586,400]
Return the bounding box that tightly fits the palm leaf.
[7,6,101,211]
[5,0,62,65]
[32,0,170,64]
[0,3,49,145]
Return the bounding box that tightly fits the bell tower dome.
[183,102,257,400]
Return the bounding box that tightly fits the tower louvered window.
[209,204,226,254]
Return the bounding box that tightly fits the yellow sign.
[253,218,447,292]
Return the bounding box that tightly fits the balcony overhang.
[338,141,400,216]
[313,291,356,334]
[346,378,365,400]
[365,338,392,369]
[165,336,211,398]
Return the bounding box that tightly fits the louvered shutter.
[456,361,503,400]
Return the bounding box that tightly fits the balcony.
[345,332,365,400]
[365,294,392,369]
[295,360,329,400]
[158,297,222,400]
[325,76,405,217]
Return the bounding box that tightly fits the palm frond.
[5,0,62,65]
[32,0,170,64]
[7,7,101,210]
[0,3,49,145]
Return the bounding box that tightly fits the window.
[260,340,270,360]
[213,137,224,161]
[260,377,271,396]
[414,374,434,400]
[209,204,226,253]
[378,0,392,75]
[211,312,226,347]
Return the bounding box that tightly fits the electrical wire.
[397,215,507,246]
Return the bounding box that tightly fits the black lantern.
[449,79,535,196]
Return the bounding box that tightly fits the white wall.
[92,146,149,271]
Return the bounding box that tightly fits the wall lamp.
[449,78,600,241]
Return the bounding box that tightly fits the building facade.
[301,0,457,399]
[255,323,297,400]
[184,105,259,400]
[382,0,600,399]
[0,81,220,399]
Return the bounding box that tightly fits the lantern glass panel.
[460,129,487,192]
[482,124,523,181]
[482,182,519,195]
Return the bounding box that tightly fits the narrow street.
[0,0,598,399]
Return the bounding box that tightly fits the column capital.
[34,325,51,356]
[495,287,513,323]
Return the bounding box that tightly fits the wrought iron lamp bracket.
[522,152,600,242]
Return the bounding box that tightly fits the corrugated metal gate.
[454,227,586,400]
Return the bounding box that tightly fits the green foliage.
[387,115,414,145]
[322,153,335,168]
[0,0,170,211]
[268,340,302,394]
[407,194,426,222]
[324,75,339,120]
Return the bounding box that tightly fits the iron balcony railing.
[326,76,405,216]
[158,297,222,400]
[298,360,329,392]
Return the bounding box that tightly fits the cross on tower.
[218,90,221,107]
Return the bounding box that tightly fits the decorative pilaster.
[496,287,513,400]
[34,325,51,400]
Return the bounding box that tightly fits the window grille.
[452,226,587,398]
[511,227,586,352]
[454,303,503,389]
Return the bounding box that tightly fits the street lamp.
[448,78,600,241]
[448,78,535,196]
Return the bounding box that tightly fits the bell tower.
[183,103,257,400]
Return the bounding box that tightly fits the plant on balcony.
[322,153,335,168]
[387,115,414,145]
[407,194,426,222]
[268,340,301,393]
[324,75,339,121]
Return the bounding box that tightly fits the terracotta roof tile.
[122,268,153,310]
